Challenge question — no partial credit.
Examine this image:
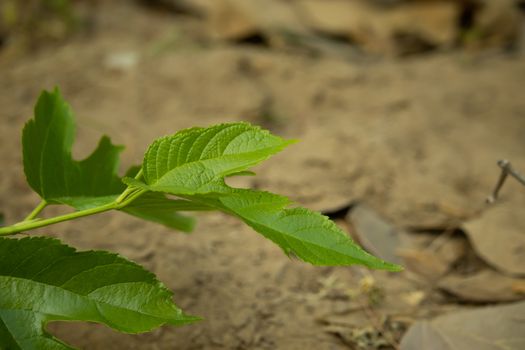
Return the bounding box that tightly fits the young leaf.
[22,88,125,207]
[122,206,194,233]
[124,192,213,212]
[121,192,212,233]
[55,195,120,211]
[188,189,402,271]
[131,123,400,270]
[141,123,294,195]
[0,236,198,349]
[122,165,210,232]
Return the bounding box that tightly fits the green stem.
[24,200,47,221]
[119,188,146,207]
[116,187,135,203]
[0,202,115,236]
[0,189,147,236]
[134,168,144,180]
[116,169,144,203]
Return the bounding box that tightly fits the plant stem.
[0,202,115,236]
[120,188,146,205]
[134,168,144,180]
[24,200,47,221]
[0,189,147,236]
[116,187,135,203]
[0,167,147,236]
[116,169,144,203]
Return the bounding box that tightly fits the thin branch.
[486,159,525,203]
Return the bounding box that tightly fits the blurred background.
[1,0,524,349]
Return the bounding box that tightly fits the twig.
[486,160,525,203]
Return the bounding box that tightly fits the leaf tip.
[371,259,403,272]
[384,263,404,272]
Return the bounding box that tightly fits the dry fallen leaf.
[298,0,459,55]
[207,0,309,45]
[427,233,468,268]
[400,301,525,350]
[398,249,449,280]
[347,204,407,264]
[464,0,521,49]
[463,205,525,276]
[439,269,525,302]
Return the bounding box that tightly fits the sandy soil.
[1,1,524,349]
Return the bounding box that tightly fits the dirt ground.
[1,1,525,349]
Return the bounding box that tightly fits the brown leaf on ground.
[463,205,525,276]
[298,0,460,55]
[400,301,525,350]
[399,249,449,280]
[464,0,521,49]
[206,0,309,45]
[428,233,469,268]
[347,203,408,264]
[398,233,467,281]
[439,269,525,302]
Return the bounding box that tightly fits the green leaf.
[54,195,120,211]
[124,192,213,212]
[141,123,294,195]
[122,163,212,232]
[0,236,199,349]
[190,189,402,271]
[22,88,125,208]
[134,122,399,270]
[121,192,212,233]
[226,170,256,177]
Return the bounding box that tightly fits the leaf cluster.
[0,89,401,349]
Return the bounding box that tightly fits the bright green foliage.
[122,192,211,233]
[140,123,294,195]
[0,88,402,349]
[119,165,211,232]
[129,124,400,270]
[198,189,401,270]
[23,88,125,206]
[21,89,201,232]
[0,237,198,349]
